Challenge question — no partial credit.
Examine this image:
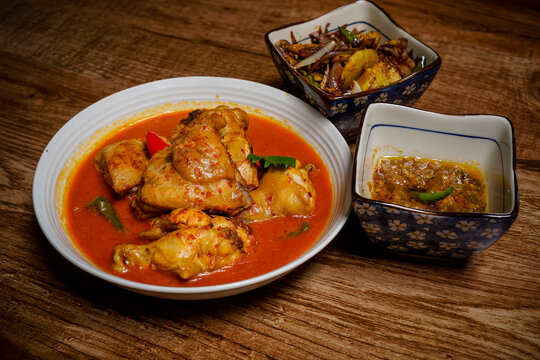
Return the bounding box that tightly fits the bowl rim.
[32,76,353,299]
[264,0,442,101]
[351,103,519,219]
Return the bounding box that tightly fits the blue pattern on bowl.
[352,199,516,258]
[289,65,440,140]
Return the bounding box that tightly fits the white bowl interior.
[33,76,352,299]
[355,103,516,214]
[267,0,439,66]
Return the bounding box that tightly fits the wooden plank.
[0,0,539,358]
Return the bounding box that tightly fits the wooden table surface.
[1,0,539,358]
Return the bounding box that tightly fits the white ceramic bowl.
[352,103,518,257]
[33,76,352,300]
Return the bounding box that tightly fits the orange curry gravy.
[65,111,333,287]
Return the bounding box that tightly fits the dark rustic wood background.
[1,0,539,358]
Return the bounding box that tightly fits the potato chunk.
[359,31,381,48]
[340,49,378,89]
[355,61,402,92]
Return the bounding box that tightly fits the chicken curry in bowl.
[64,105,333,287]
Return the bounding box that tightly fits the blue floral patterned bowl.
[265,0,441,141]
[352,103,519,258]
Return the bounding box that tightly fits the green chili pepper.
[299,70,320,87]
[409,186,454,203]
[288,222,310,237]
[307,74,320,87]
[339,27,361,46]
[88,196,124,231]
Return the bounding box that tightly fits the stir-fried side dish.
[65,106,332,286]
[275,24,424,96]
[371,156,487,212]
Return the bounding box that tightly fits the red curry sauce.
[65,111,332,287]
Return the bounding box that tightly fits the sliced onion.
[327,61,343,90]
[350,80,363,94]
[294,40,337,69]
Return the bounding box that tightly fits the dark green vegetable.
[339,27,361,46]
[88,196,124,231]
[409,186,454,203]
[307,74,320,87]
[414,56,426,71]
[288,222,310,237]
[247,154,296,169]
[299,70,320,88]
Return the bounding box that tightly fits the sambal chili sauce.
[370,156,487,212]
[65,111,333,287]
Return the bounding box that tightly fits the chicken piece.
[170,115,239,184]
[172,107,258,188]
[134,113,252,217]
[207,106,259,189]
[94,139,148,194]
[139,208,212,240]
[134,144,252,217]
[355,60,402,92]
[112,209,253,280]
[240,162,317,222]
[171,105,259,189]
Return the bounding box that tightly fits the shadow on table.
[330,213,471,268]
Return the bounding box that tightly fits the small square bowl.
[352,103,519,258]
[265,0,441,141]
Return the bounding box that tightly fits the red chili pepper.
[146,131,169,156]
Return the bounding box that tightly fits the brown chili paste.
[371,156,487,212]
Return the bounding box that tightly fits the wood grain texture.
[1,0,539,358]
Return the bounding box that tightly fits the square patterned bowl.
[352,103,519,258]
[265,0,441,141]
